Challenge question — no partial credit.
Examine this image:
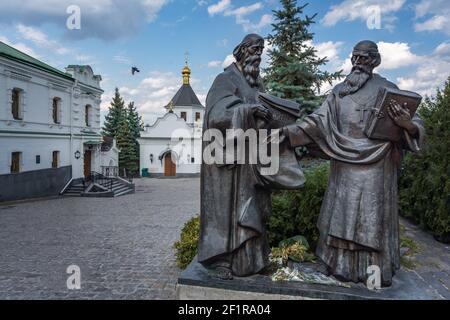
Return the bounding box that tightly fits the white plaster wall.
[173,105,204,125]
[138,137,202,174]
[0,136,70,175]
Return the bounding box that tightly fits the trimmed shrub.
[268,162,330,248]
[173,215,200,269]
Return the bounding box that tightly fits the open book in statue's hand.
[257,92,301,129]
[364,87,422,141]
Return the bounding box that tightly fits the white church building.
[138,63,204,177]
[0,41,118,202]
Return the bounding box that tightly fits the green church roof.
[0,41,73,81]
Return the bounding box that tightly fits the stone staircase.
[61,174,134,198]
[63,183,85,197]
[110,179,134,197]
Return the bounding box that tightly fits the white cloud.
[208,0,271,32]
[0,35,40,58]
[415,15,449,33]
[397,42,450,96]
[224,2,262,17]
[321,0,405,31]
[222,54,235,68]
[0,0,171,40]
[414,0,450,35]
[16,24,70,55]
[240,14,273,33]
[208,60,222,68]
[314,41,344,61]
[377,42,423,70]
[208,0,231,16]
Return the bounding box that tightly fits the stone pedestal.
[177,259,443,300]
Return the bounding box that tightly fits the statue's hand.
[388,100,412,128]
[388,100,418,136]
[252,104,272,122]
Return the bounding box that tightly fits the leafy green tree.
[102,88,126,138]
[399,77,450,242]
[116,118,139,176]
[264,0,342,115]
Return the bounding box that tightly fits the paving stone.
[0,178,199,300]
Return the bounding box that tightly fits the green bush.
[268,163,330,248]
[173,215,200,269]
[173,164,329,269]
[399,77,450,240]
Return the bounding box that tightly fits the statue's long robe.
[198,63,271,276]
[285,74,425,285]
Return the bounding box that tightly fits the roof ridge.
[0,41,72,80]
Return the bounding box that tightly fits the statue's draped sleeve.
[284,91,425,164]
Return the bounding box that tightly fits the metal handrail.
[60,178,74,195]
[101,166,119,178]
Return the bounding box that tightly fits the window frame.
[52,97,61,124]
[85,105,91,127]
[11,152,21,174]
[11,88,22,120]
[52,151,60,169]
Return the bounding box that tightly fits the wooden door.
[164,153,176,177]
[84,150,91,179]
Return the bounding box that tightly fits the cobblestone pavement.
[0,178,199,300]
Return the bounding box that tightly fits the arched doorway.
[164,153,176,177]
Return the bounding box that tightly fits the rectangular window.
[52,151,59,169]
[195,112,201,122]
[85,105,91,127]
[11,88,21,120]
[11,152,21,173]
[52,98,60,124]
[36,155,41,164]
[180,112,187,121]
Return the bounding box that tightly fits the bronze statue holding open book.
[199,36,425,287]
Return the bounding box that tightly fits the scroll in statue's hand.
[387,100,418,136]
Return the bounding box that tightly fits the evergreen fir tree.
[126,101,143,172]
[264,0,342,115]
[116,118,139,176]
[126,101,143,141]
[102,88,126,138]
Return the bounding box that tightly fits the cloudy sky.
[0,0,449,125]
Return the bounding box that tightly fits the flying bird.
[131,67,140,75]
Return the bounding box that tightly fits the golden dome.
[182,64,191,85]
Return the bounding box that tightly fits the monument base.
[177,259,443,300]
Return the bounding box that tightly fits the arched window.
[11,88,22,120]
[52,97,61,124]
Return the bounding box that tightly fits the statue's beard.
[339,65,373,98]
[242,54,261,87]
